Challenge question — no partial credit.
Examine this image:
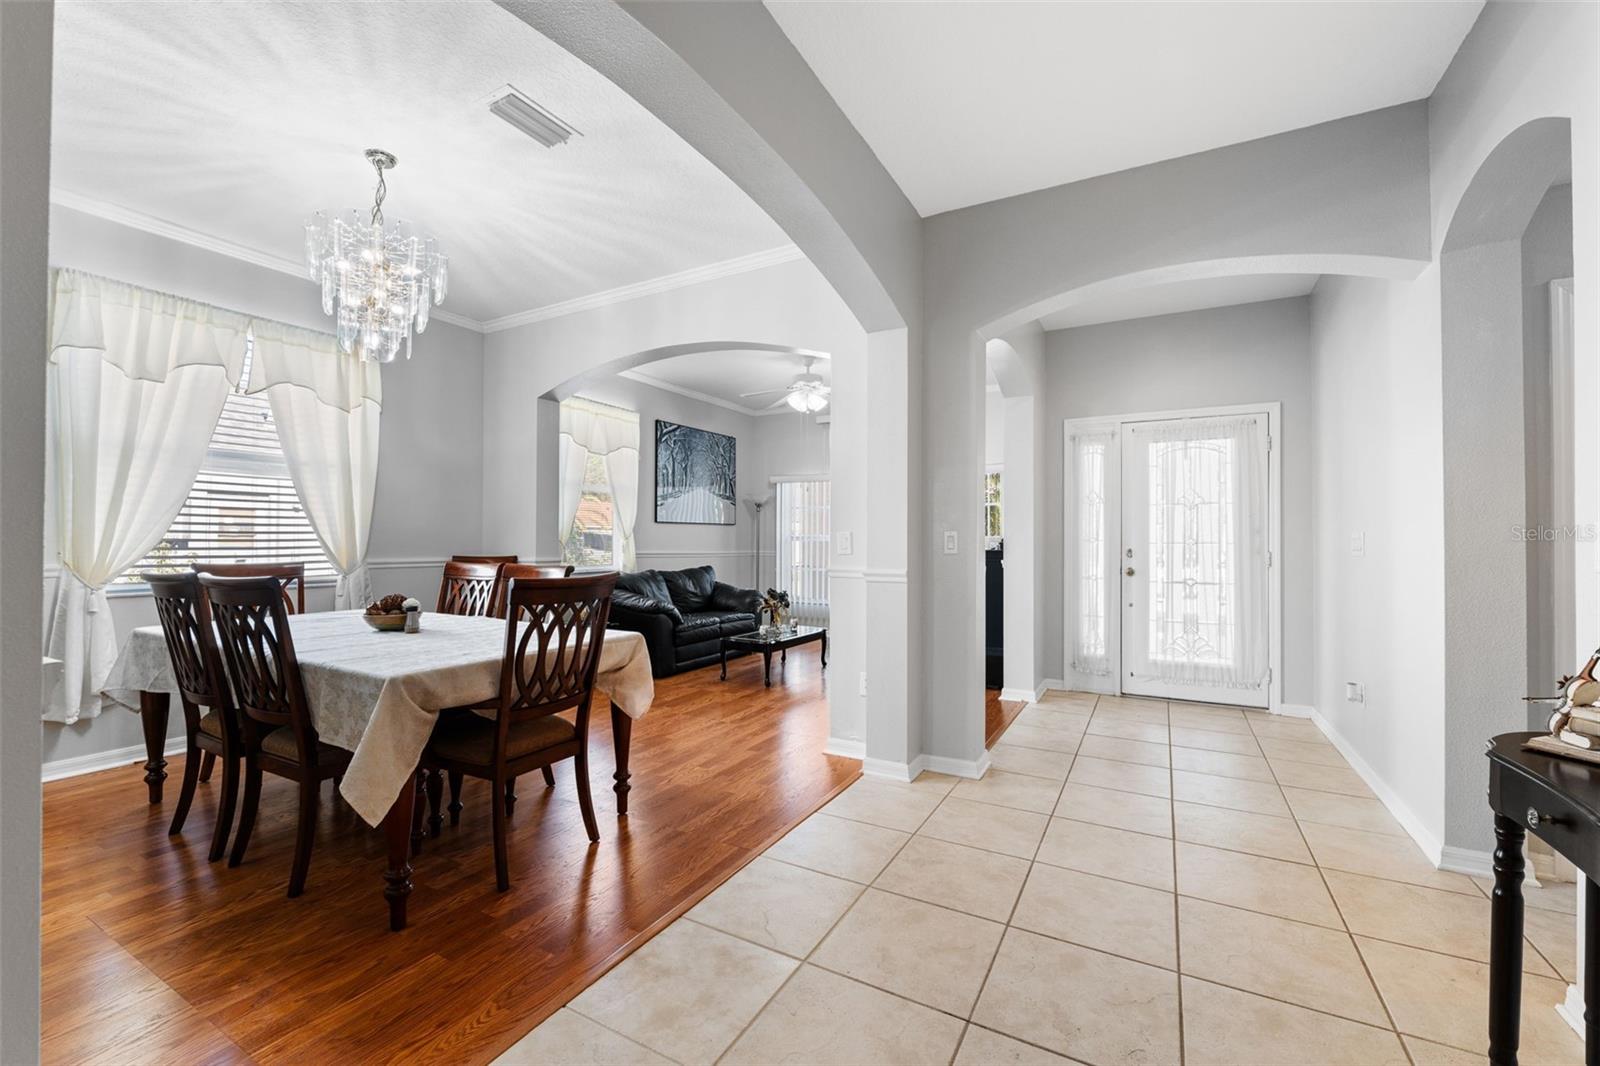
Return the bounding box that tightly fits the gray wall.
[0,2,53,1056]
[1521,184,1574,704]
[1041,297,1315,705]
[565,372,829,589]
[42,206,486,768]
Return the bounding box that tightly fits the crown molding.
[478,244,805,333]
[619,366,823,419]
[50,188,484,331]
[52,188,804,336]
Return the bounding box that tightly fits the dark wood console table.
[1486,731,1599,1064]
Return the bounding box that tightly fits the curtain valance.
[48,269,250,385]
[248,318,382,411]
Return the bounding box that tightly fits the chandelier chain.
[369,157,387,228]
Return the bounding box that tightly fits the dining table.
[101,609,655,930]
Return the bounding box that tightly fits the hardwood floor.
[984,687,1026,748]
[41,646,855,1065]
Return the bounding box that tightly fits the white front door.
[1119,414,1272,707]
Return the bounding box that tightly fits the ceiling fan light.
[786,391,809,412]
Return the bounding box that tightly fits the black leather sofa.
[610,565,763,677]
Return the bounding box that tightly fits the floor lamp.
[745,495,772,589]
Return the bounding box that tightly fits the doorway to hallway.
[1065,405,1280,709]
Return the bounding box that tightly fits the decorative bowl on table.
[363,594,420,632]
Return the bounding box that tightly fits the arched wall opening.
[1440,117,1575,852]
[966,253,1430,756]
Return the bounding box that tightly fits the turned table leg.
[382,775,416,932]
[1586,876,1599,1066]
[139,690,171,804]
[611,702,632,816]
[1489,812,1526,1065]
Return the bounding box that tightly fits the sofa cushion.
[616,569,674,609]
[661,565,717,613]
[673,611,724,646]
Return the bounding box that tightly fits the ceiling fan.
[740,356,831,413]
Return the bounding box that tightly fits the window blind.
[774,478,830,625]
[118,340,334,583]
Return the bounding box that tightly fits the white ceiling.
[50,0,789,325]
[1039,273,1318,331]
[766,0,1483,217]
[623,349,831,417]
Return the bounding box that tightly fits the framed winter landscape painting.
[655,420,737,525]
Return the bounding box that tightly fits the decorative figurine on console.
[1526,647,1600,759]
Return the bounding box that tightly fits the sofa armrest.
[613,589,683,623]
[710,582,762,616]
[607,608,677,677]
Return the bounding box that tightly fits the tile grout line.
[1247,711,1412,1063]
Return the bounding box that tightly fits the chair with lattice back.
[423,572,616,890]
[144,571,241,862]
[200,574,351,898]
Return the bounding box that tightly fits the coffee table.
[720,625,828,687]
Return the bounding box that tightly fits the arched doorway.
[1440,117,1575,853]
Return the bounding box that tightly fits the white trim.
[823,738,865,760]
[1437,846,1493,879]
[1274,703,1315,719]
[1040,678,1068,692]
[635,550,772,559]
[924,749,991,780]
[49,187,806,336]
[618,367,808,419]
[862,755,924,782]
[830,567,866,581]
[42,734,186,783]
[1558,983,1584,1038]
[1311,708,1446,867]
[90,557,447,600]
[479,245,805,332]
[999,687,1037,704]
[1063,402,1284,713]
[864,568,908,584]
[49,189,483,332]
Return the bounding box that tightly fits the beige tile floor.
[497,693,1584,1066]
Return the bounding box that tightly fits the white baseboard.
[823,738,865,761]
[999,687,1036,705]
[1040,678,1068,693]
[924,749,990,780]
[1558,982,1584,1037]
[863,755,924,782]
[1310,710,1445,867]
[1274,703,1316,719]
[42,735,185,783]
[1437,845,1493,879]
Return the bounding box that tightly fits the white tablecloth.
[102,610,654,826]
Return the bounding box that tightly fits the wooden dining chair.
[423,572,617,890]
[436,561,576,829]
[451,554,518,564]
[193,562,306,614]
[436,560,509,619]
[144,571,241,862]
[200,574,351,898]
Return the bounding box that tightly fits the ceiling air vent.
[485,85,579,149]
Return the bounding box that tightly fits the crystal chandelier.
[304,149,447,363]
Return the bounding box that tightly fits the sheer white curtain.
[247,320,380,610]
[44,270,249,722]
[558,397,640,568]
[1069,430,1115,678]
[1140,416,1269,692]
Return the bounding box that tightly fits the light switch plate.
[836,531,853,556]
[943,530,958,554]
[1349,532,1365,557]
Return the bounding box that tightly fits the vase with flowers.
[762,588,793,634]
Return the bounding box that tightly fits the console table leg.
[1489,812,1526,1065]
[139,690,170,804]
[611,702,632,817]
[763,650,772,687]
[1586,876,1599,1066]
